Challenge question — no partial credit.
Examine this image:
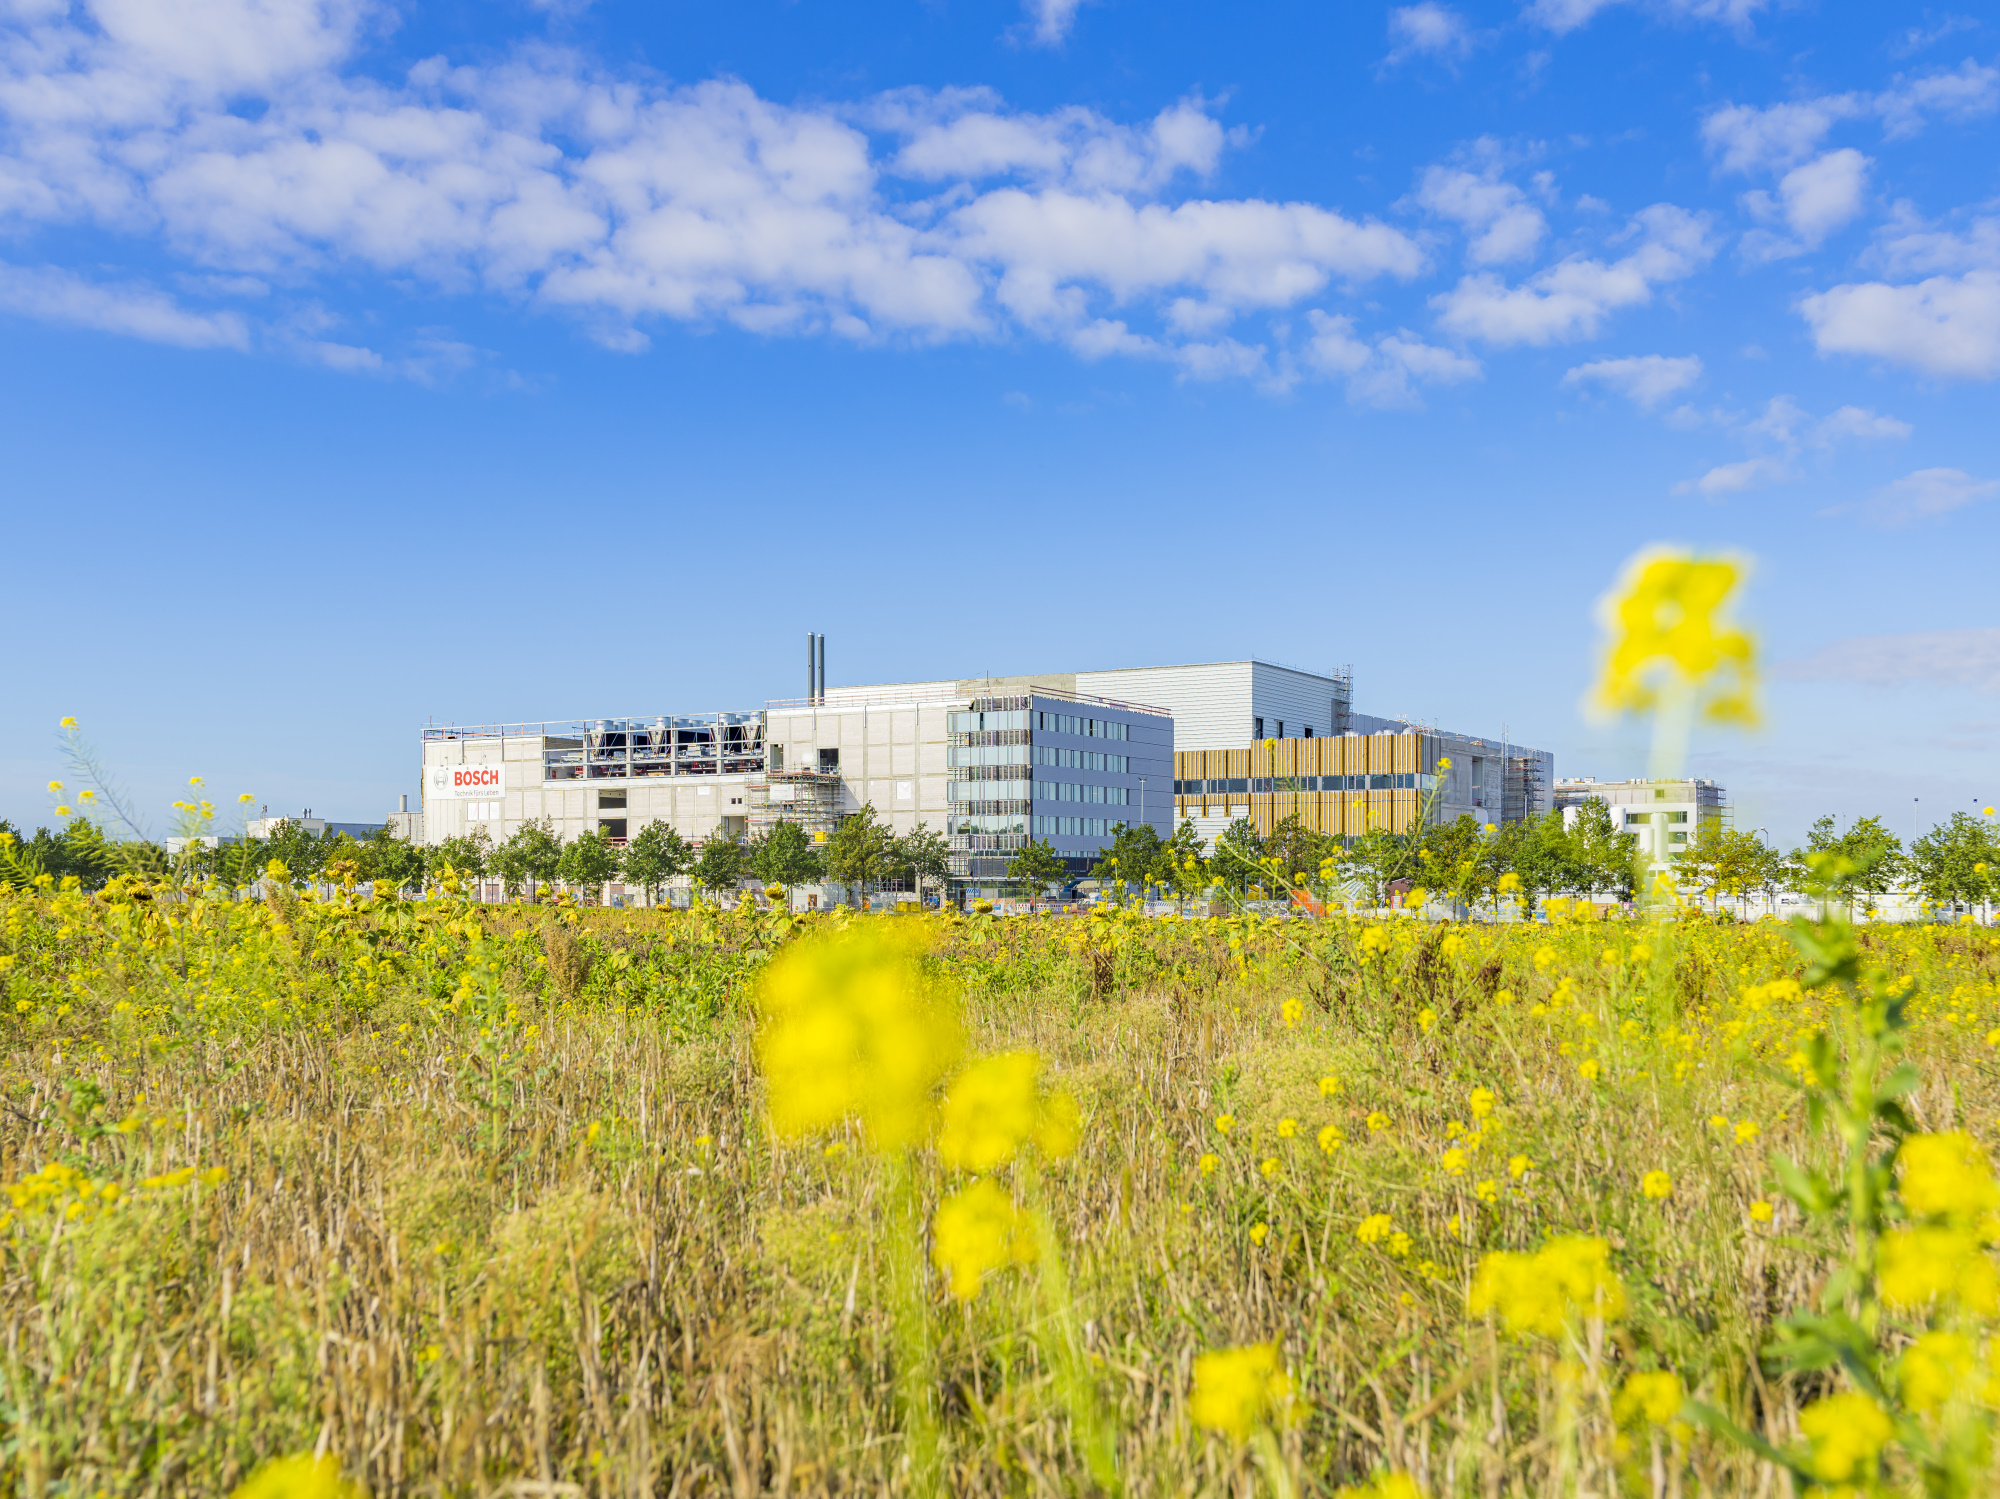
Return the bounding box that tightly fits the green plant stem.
[884,1153,943,1498]
[1020,1157,1121,1495]
[1248,1426,1298,1499]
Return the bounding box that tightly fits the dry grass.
[2,886,1998,1496]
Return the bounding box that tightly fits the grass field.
[4,876,1999,1497]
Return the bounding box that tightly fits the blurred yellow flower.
[1899,1330,1974,1415]
[1468,1087,1495,1120]
[1214,1113,1235,1136]
[1357,1213,1395,1245]
[1508,1154,1532,1179]
[755,925,961,1152]
[1366,1111,1390,1134]
[1641,1170,1672,1200]
[1189,1343,1293,1442]
[1593,548,1758,725]
[1898,1131,2000,1223]
[1613,1370,1684,1427]
[1469,1235,1626,1337]
[59,716,77,729]
[1749,1200,1773,1223]
[1281,997,1303,1029]
[1248,1221,1269,1245]
[1799,1391,1892,1485]
[1334,1474,1425,1499]
[1259,1157,1279,1179]
[1199,1152,1220,1176]
[1318,1074,1340,1097]
[1577,1058,1601,1082]
[1475,1179,1498,1202]
[931,1177,1035,1300]
[1879,1225,2000,1313]
[1733,1120,1760,1144]
[45,781,62,793]
[936,1050,1078,1170]
[1317,1124,1344,1154]
[229,1454,363,1499]
[1277,1117,1298,1139]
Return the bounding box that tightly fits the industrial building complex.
[417,644,1558,899]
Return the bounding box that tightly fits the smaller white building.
[1556,777,1727,869]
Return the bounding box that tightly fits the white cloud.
[1385,4,1474,63]
[1778,627,2000,692]
[1431,203,1712,345]
[1562,352,1701,407]
[0,261,248,347]
[1815,404,1912,444]
[1021,0,1088,46]
[1525,0,1770,37]
[1870,202,2000,277]
[1305,310,1481,407]
[1740,148,1869,260]
[1414,159,1547,265]
[0,6,1427,380]
[1861,467,2000,525]
[1799,270,2000,379]
[1701,63,1999,175]
[1672,455,1788,496]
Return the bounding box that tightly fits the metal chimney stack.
[806,632,826,704]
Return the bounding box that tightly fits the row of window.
[1040,781,1130,805]
[1175,773,1438,795]
[1034,711,1130,740]
[949,814,1030,835]
[947,710,1031,733]
[1625,810,1689,824]
[948,779,1029,801]
[1034,816,1113,837]
[950,743,1031,767]
[466,800,502,822]
[1251,718,1316,740]
[1033,746,1128,771]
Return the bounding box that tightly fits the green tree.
[492,818,564,902]
[1211,817,1267,894]
[825,804,895,905]
[557,827,623,905]
[1338,826,1412,910]
[693,832,745,901]
[751,820,824,896]
[1266,813,1337,891]
[1491,811,1575,916]
[356,823,426,895]
[1908,812,1999,916]
[1793,814,1904,918]
[622,820,692,906]
[888,825,951,905]
[263,818,331,886]
[428,826,491,889]
[1565,800,1641,902]
[1006,838,1069,907]
[1415,814,1493,914]
[1091,820,1165,896]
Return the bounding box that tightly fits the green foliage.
[825,804,894,902]
[1796,814,1906,914]
[1909,813,1999,914]
[556,829,623,904]
[692,831,745,897]
[1006,838,1068,903]
[751,820,823,892]
[491,818,564,902]
[622,821,692,904]
[889,825,950,901]
[1091,820,1165,891]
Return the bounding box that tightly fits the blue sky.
[1,0,1996,848]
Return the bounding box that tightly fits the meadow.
[4,869,1999,1498]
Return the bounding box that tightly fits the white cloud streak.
[1305,310,1481,407]
[0,260,248,346]
[1385,4,1474,64]
[1431,203,1712,345]
[1799,270,2000,379]
[1562,352,1701,407]
[1862,467,2000,526]
[1778,627,2000,692]
[1414,159,1547,265]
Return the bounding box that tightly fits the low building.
[1555,777,1727,869]
[1173,726,1554,846]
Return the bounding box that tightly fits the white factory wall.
[1074,661,1346,752]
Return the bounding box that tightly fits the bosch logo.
[452,768,501,789]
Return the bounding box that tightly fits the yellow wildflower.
[1468,1087,1495,1120]
[1898,1131,2000,1223]
[931,1178,1035,1300]
[936,1050,1078,1170]
[1259,1157,1280,1180]
[755,925,961,1152]
[1475,1179,1498,1203]
[229,1454,363,1499]
[1317,1124,1344,1154]
[1508,1154,1533,1180]
[1199,1153,1220,1176]
[1277,1117,1298,1139]
[1734,1120,1760,1144]
[1333,1474,1425,1499]
[1593,548,1757,725]
[1749,1200,1773,1223]
[1189,1342,1294,1442]
[1367,1111,1390,1134]
[1798,1391,1892,1485]
[1879,1226,2000,1313]
[1613,1370,1684,1427]
[1899,1330,1974,1415]
[1641,1170,1672,1200]
[1318,1074,1341,1097]
[1249,1221,1269,1245]
[1356,1213,1396,1245]
[1469,1235,1626,1337]
[1214,1113,1235,1136]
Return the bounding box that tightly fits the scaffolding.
[748,768,842,844]
[1503,754,1545,824]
